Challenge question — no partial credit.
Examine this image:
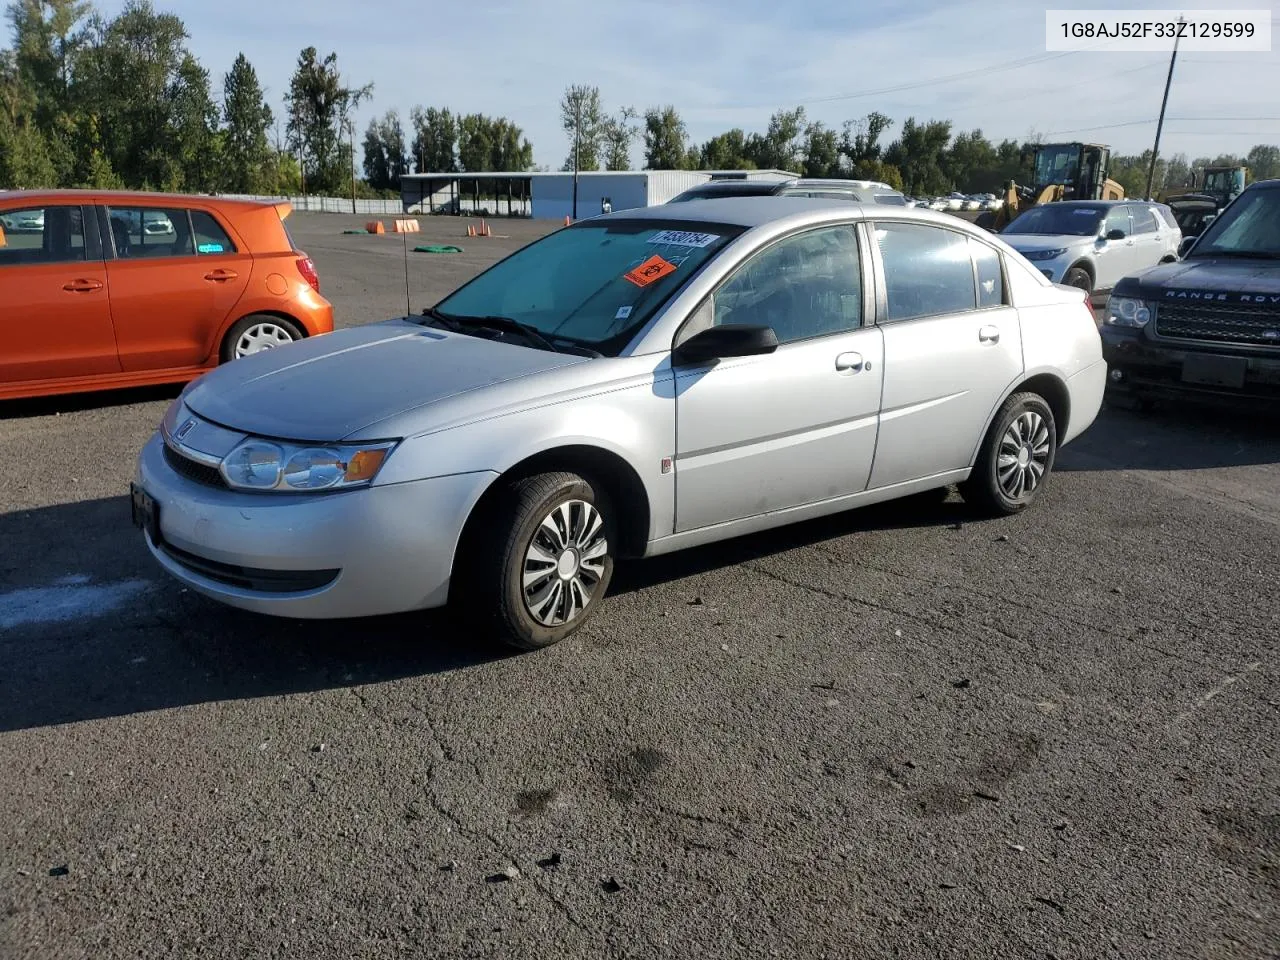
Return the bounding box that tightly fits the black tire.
[455,471,616,651]
[1063,266,1092,294]
[220,314,305,363]
[961,392,1058,517]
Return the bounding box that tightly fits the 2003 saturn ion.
[133,198,1106,650]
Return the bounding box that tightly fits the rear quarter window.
[190,210,237,254]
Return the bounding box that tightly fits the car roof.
[0,188,283,212]
[1050,199,1133,208]
[596,195,983,230]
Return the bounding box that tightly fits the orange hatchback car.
[0,190,334,401]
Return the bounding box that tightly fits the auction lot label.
[1046,9,1271,51]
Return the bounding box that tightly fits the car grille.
[1155,300,1280,346]
[163,442,226,489]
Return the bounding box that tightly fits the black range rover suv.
[1102,178,1280,404]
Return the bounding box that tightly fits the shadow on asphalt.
[0,490,972,733]
[1058,401,1280,473]
[0,382,184,419]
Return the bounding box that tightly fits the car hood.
[1115,257,1280,302]
[183,319,588,442]
[1001,233,1093,254]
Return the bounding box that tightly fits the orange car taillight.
[296,256,319,293]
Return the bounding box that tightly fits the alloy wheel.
[521,499,609,627]
[997,411,1051,499]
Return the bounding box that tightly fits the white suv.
[999,199,1181,296]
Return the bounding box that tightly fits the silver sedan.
[132,198,1107,650]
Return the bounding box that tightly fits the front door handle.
[835,351,865,372]
[978,325,1000,344]
[62,279,103,292]
[204,269,238,282]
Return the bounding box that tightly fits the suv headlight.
[219,438,397,492]
[1022,248,1068,262]
[1106,296,1152,328]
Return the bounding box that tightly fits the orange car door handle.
[204,269,238,281]
[63,279,103,292]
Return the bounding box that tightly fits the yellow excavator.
[979,142,1125,231]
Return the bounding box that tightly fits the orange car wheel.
[221,314,305,363]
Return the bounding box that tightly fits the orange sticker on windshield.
[624,255,677,287]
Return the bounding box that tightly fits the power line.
[1046,117,1280,136]
[728,39,1128,111]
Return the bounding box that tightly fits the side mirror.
[1106,228,1127,241]
[674,324,779,364]
[1178,236,1197,258]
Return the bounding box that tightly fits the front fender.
[372,377,676,542]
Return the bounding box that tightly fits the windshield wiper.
[419,307,565,353]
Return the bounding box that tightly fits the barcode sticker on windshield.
[648,230,718,248]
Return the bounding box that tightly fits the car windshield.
[1034,145,1080,186]
[431,220,742,354]
[1002,205,1104,237]
[1189,187,1280,258]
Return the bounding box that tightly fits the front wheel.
[457,471,616,651]
[961,392,1058,516]
[1063,267,1092,294]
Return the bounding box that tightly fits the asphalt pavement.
[0,212,1276,960]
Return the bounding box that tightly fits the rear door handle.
[62,279,103,292]
[835,351,865,372]
[979,325,1000,343]
[204,269,238,281]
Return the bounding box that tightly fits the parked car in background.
[132,197,1105,652]
[0,190,333,401]
[999,199,1181,296]
[670,178,907,206]
[1102,177,1280,406]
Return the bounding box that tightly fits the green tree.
[222,52,273,193]
[840,111,893,172]
[561,83,603,172]
[409,105,457,173]
[743,108,806,171]
[698,128,754,170]
[284,46,372,195]
[362,109,407,190]
[487,115,533,170]
[601,105,637,170]
[169,51,220,192]
[944,129,997,191]
[802,121,840,178]
[643,105,692,169]
[884,117,952,194]
[1245,144,1280,181]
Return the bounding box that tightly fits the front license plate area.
[1181,354,1247,389]
[130,482,160,542]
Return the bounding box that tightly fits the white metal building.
[398,169,796,221]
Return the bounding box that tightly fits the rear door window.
[1130,205,1159,235]
[190,210,237,255]
[106,206,195,259]
[875,222,978,322]
[970,238,1006,308]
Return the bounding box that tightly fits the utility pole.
[1145,16,1183,200]
[350,120,357,214]
[572,98,581,221]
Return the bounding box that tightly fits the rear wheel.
[961,392,1058,516]
[221,314,304,362]
[455,471,615,651]
[1063,266,1092,294]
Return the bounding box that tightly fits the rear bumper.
[1101,327,1280,401]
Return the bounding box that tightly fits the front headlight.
[1022,248,1068,262]
[219,438,396,492]
[1106,296,1152,328]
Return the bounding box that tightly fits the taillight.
[296,256,319,293]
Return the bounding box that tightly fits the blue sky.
[98,0,1280,168]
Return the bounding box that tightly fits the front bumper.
[1100,326,1280,401]
[133,433,496,618]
